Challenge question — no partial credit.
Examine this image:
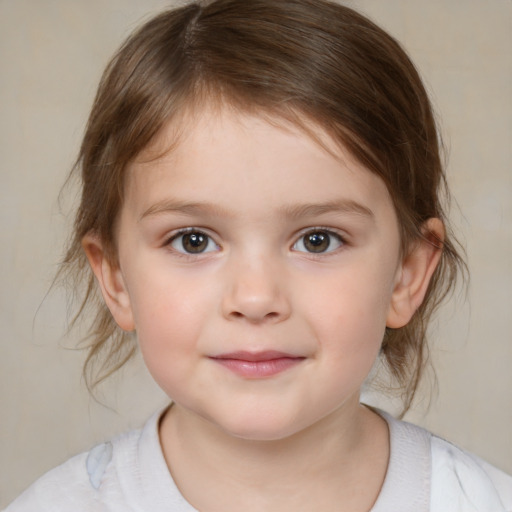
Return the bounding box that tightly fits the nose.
[221,256,291,324]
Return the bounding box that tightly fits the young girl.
[5,0,511,510]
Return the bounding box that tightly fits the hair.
[61,0,466,412]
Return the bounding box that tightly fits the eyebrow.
[139,200,233,221]
[279,200,374,220]
[139,198,374,222]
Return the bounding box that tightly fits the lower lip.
[211,357,304,378]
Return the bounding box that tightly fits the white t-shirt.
[5,408,512,511]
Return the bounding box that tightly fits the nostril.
[222,281,291,323]
[228,310,281,322]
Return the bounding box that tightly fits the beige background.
[1,0,511,506]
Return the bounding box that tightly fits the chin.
[213,409,309,442]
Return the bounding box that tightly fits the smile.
[209,351,305,378]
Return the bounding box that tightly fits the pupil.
[305,232,329,253]
[183,233,207,253]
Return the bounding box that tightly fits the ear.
[386,218,444,328]
[82,233,135,332]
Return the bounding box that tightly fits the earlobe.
[82,234,135,332]
[386,218,444,329]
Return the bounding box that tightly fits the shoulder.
[378,409,512,512]
[4,450,97,512]
[4,407,192,512]
[3,428,142,512]
[430,434,512,512]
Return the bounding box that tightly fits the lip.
[209,351,305,378]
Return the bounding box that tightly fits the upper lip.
[210,351,303,362]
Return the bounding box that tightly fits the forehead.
[124,107,396,225]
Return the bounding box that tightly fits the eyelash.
[291,228,346,256]
[166,228,220,257]
[164,227,347,257]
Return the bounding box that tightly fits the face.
[104,108,407,440]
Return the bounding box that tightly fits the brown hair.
[62,0,466,412]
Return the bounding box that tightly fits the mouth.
[209,351,305,378]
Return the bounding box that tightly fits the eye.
[293,230,344,254]
[169,230,219,254]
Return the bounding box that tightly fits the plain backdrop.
[1,0,511,507]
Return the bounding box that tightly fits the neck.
[159,400,389,512]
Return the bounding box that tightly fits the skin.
[84,107,443,511]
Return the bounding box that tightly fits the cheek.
[311,284,389,397]
[126,268,217,368]
[301,264,394,352]
[131,292,209,397]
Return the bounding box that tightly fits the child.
[5,0,511,510]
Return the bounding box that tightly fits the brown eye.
[293,230,343,254]
[182,232,207,253]
[170,231,218,254]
